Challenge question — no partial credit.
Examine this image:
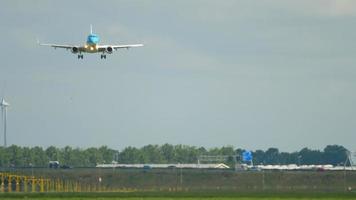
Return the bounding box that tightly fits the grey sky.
[1,0,356,151]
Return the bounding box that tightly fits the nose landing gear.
[78,54,84,59]
[101,54,107,59]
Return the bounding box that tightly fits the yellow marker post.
[16,176,20,192]
[64,180,67,192]
[57,179,60,192]
[32,178,36,192]
[47,179,51,192]
[40,178,44,193]
[46,179,50,192]
[59,179,62,192]
[56,179,59,192]
[8,175,12,193]
[24,177,28,193]
[1,173,4,192]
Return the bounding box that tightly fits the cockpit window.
[87,34,100,44]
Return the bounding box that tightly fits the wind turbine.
[0,98,9,147]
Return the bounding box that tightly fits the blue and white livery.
[39,25,143,59]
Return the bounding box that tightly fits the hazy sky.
[1,0,356,151]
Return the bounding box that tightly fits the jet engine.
[106,46,113,54]
[71,47,79,54]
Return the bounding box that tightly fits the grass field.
[1,196,356,199]
[1,192,356,200]
[2,168,356,197]
[6,168,356,193]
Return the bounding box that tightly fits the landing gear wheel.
[78,54,83,59]
[101,54,106,59]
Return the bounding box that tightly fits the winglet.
[90,24,93,34]
[36,38,40,45]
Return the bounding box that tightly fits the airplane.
[39,25,143,59]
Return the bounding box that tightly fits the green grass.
[3,169,356,196]
[2,198,356,200]
[7,168,356,193]
[1,191,356,199]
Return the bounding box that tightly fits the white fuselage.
[83,44,98,53]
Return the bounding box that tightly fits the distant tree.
[99,146,117,164]
[85,147,101,166]
[62,146,73,165]
[288,152,300,164]
[142,145,164,163]
[235,148,244,162]
[220,146,235,155]
[22,147,32,167]
[119,146,142,164]
[0,144,350,167]
[161,143,175,163]
[253,150,265,165]
[8,145,24,167]
[299,148,323,165]
[30,146,47,167]
[278,152,299,165]
[264,148,279,164]
[68,148,85,167]
[166,145,195,163]
[323,145,348,166]
[197,147,208,155]
[46,146,59,161]
[208,147,223,156]
[185,146,200,163]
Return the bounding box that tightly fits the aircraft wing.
[98,44,144,51]
[39,43,74,49]
[112,44,144,49]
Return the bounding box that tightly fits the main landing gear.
[78,54,84,59]
[101,54,107,59]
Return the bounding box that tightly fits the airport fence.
[0,172,122,193]
[1,168,356,193]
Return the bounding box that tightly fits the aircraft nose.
[87,35,99,44]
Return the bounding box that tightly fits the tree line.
[0,144,349,168]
